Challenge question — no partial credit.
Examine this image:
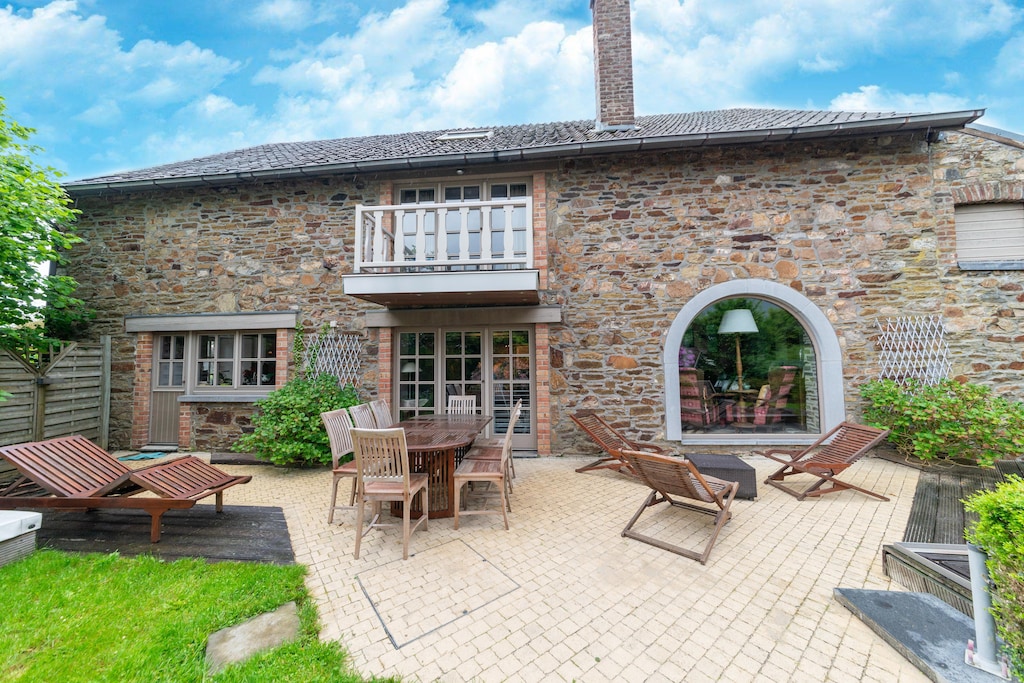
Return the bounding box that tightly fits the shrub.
[234,374,359,466]
[964,475,1024,679]
[861,379,1024,468]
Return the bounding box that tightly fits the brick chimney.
[591,0,636,131]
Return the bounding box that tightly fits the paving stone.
[215,455,930,681]
[205,601,300,675]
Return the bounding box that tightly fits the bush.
[861,379,1024,467]
[234,374,359,466]
[964,475,1024,680]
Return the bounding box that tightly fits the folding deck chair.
[570,410,666,477]
[0,435,251,542]
[620,450,739,564]
[757,421,891,501]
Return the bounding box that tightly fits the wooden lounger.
[570,410,667,477]
[0,435,252,542]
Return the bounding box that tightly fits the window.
[955,203,1024,269]
[197,332,277,389]
[435,129,493,141]
[677,298,817,435]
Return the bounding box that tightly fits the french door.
[396,327,536,450]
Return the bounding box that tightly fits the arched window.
[664,280,846,444]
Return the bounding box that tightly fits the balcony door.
[396,327,536,450]
[397,179,529,266]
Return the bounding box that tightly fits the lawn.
[0,550,391,683]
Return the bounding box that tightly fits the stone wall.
[68,176,385,448]
[65,130,1023,454]
[544,131,1024,448]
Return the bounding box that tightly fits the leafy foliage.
[234,374,359,466]
[0,96,88,348]
[964,476,1024,679]
[861,379,1024,467]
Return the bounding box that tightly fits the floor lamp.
[718,309,759,417]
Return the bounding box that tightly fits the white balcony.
[343,198,540,308]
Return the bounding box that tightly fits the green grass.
[0,550,390,683]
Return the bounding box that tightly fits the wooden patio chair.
[454,401,521,530]
[619,450,739,564]
[462,397,524,505]
[570,410,667,477]
[750,366,797,430]
[757,421,891,501]
[447,395,477,415]
[679,367,721,431]
[350,427,429,560]
[369,398,394,427]
[0,435,251,542]
[349,403,378,429]
[321,407,358,524]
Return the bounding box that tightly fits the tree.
[0,95,86,348]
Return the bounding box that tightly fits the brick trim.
[131,332,153,449]
[534,323,551,455]
[951,181,1024,205]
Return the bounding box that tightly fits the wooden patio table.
[391,414,492,519]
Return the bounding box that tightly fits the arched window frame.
[663,280,846,444]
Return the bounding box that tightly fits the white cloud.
[250,0,335,31]
[425,21,593,126]
[627,0,1021,114]
[799,54,842,74]
[75,100,122,126]
[0,2,239,113]
[994,33,1024,82]
[829,85,971,114]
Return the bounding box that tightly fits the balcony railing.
[353,198,533,273]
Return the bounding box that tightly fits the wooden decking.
[902,460,1023,544]
[36,504,294,564]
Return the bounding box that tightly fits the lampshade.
[718,309,759,334]
[400,361,417,374]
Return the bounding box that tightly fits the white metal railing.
[353,198,533,273]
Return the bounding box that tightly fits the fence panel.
[0,352,36,445]
[0,337,110,448]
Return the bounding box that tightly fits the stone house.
[63,0,1024,456]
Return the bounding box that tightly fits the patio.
[212,453,926,682]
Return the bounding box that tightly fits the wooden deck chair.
[350,427,429,560]
[321,408,358,524]
[0,435,251,542]
[620,450,739,564]
[467,398,521,480]
[757,421,891,501]
[447,395,477,415]
[349,403,378,429]
[570,410,667,477]
[369,399,394,427]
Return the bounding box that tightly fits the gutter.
[65,109,985,196]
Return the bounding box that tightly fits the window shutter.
[955,203,1024,267]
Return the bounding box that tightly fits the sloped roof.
[66,107,984,194]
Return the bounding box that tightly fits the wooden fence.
[0,337,110,448]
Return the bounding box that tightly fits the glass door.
[394,327,536,449]
[397,331,436,421]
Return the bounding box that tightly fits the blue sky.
[2,0,1022,182]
